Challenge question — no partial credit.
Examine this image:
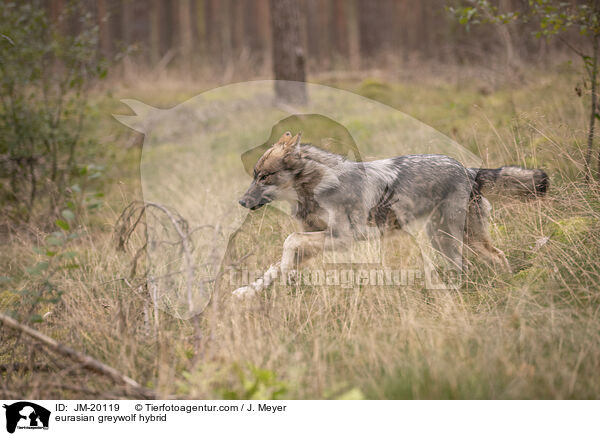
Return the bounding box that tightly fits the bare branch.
[557,35,588,60]
[0,312,155,399]
[114,201,199,314]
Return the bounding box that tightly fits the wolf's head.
[239,132,302,210]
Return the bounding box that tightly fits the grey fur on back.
[294,145,548,234]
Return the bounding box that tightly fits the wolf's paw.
[232,285,257,299]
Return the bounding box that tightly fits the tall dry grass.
[1,66,600,399]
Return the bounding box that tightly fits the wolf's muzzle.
[238,195,270,210]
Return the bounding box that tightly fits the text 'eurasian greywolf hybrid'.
[233,132,548,296]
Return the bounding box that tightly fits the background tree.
[269,0,307,104]
[449,0,600,179]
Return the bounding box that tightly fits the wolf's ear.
[283,132,302,151]
[276,131,293,145]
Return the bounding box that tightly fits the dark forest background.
[45,0,583,78]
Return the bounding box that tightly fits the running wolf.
[234,132,548,296]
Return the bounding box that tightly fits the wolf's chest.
[294,198,328,231]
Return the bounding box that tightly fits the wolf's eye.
[259,173,271,182]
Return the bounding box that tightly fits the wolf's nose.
[239,199,247,207]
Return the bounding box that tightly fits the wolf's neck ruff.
[287,143,349,231]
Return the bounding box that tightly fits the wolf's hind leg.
[465,196,511,272]
[433,198,469,272]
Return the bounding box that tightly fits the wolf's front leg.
[232,262,281,298]
[232,231,333,299]
[280,231,330,280]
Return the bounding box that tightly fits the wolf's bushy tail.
[472,166,549,197]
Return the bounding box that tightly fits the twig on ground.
[0,312,155,399]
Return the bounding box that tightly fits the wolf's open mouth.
[250,199,272,210]
[249,197,273,210]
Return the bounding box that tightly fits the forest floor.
[2,64,600,399]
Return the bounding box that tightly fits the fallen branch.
[0,312,155,399]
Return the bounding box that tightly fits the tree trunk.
[194,0,207,56]
[219,0,232,69]
[230,0,244,55]
[346,0,360,70]
[205,0,220,62]
[358,0,380,60]
[255,0,271,65]
[269,0,307,104]
[179,0,193,71]
[594,46,600,179]
[587,34,598,180]
[333,0,348,58]
[121,0,133,47]
[149,0,162,64]
[97,0,111,58]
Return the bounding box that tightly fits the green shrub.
[0,1,107,222]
